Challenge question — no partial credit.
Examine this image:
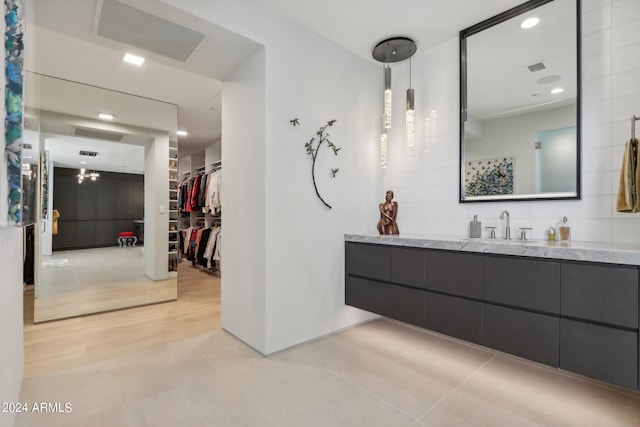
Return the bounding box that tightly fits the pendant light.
[372,37,417,166]
[383,64,392,129]
[406,57,415,148]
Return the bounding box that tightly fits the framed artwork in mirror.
[459,0,580,202]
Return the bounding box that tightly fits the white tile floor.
[14,319,640,427]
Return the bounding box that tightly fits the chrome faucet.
[500,210,511,240]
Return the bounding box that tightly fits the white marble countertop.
[345,233,640,266]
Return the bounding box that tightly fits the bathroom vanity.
[345,234,640,391]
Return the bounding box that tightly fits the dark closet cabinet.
[53,167,144,250]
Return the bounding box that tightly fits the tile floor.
[13,319,640,427]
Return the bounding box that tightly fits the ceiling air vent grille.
[527,62,546,72]
[97,0,205,62]
[23,143,32,149]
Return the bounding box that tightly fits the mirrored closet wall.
[24,72,179,322]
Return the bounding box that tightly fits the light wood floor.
[23,261,220,378]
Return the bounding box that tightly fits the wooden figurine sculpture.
[377,190,399,235]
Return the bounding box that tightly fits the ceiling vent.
[73,127,125,142]
[79,150,99,157]
[527,62,546,72]
[23,143,32,150]
[97,0,205,62]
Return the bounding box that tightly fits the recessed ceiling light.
[177,130,188,137]
[123,53,145,66]
[80,161,87,165]
[99,113,114,120]
[521,17,540,29]
[550,87,564,94]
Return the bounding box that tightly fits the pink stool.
[118,231,137,247]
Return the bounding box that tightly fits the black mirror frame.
[459,0,581,203]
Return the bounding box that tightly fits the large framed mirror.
[460,0,580,202]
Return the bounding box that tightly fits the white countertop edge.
[344,233,640,266]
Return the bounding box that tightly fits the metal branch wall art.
[292,119,340,209]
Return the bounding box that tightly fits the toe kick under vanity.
[345,234,640,391]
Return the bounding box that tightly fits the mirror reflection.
[460,0,580,202]
[24,73,178,322]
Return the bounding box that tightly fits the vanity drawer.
[483,303,559,367]
[425,250,482,298]
[345,276,425,327]
[483,255,560,314]
[391,247,425,289]
[561,262,638,329]
[425,292,482,344]
[560,319,638,390]
[346,242,391,282]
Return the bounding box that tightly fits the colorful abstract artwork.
[4,0,24,225]
[465,157,514,196]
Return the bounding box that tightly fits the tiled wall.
[384,0,640,244]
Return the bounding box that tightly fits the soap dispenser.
[470,215,482,238]
[558,216,571,241]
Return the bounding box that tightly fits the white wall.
[205,140,221,164]
[384,0,640,243]
[222,48,267,351]
[0,227,24,427]
[143,134,170,281]
[166,0,381,354]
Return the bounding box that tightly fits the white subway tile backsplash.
[582,0,612,14]
[611,118,635,145]
[611,92,640,120]
[582,170,613,196]
[582,28,612,58]
[582,4,612,35]
[612,68,640,99]
[572,218,612,242]
[612,218,640,243]
[612,17,640,49]
[582,99,612,126]
[582,122,612,149]
[582,52,612,80]
[611,42,640,73]
[612,0,640,26]
[582,75,612,103]
[582,146,613,172]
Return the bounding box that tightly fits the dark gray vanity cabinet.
[560,319,637,390]
[483,255,560,314]
[560,261,638,328]
[346,242,391,282]
[483,304,559,367]
[425,293,482,344]
[345,243,425,328]
[346,276,425,327]
[344,241,640,390]
[559,261,639,390]
[423,250,483,344]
